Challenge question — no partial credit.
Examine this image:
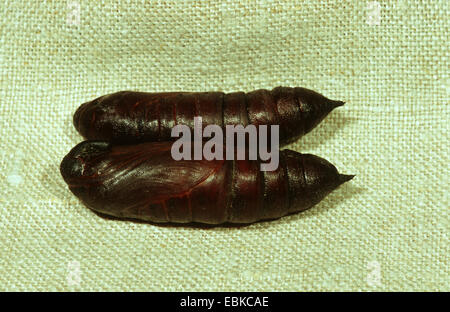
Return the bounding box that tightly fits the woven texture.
[0,0,448,291]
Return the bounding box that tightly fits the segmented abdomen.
[60,141,353,225]
[74,87,343,146]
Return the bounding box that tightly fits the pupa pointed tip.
[339,174,355,184]
[328,99,345,109]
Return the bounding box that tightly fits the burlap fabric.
[0,0,448,291]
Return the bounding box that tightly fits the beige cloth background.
[0,0,448,291]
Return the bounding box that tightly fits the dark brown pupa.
[60,141,353,225]
[73,87,344,146]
